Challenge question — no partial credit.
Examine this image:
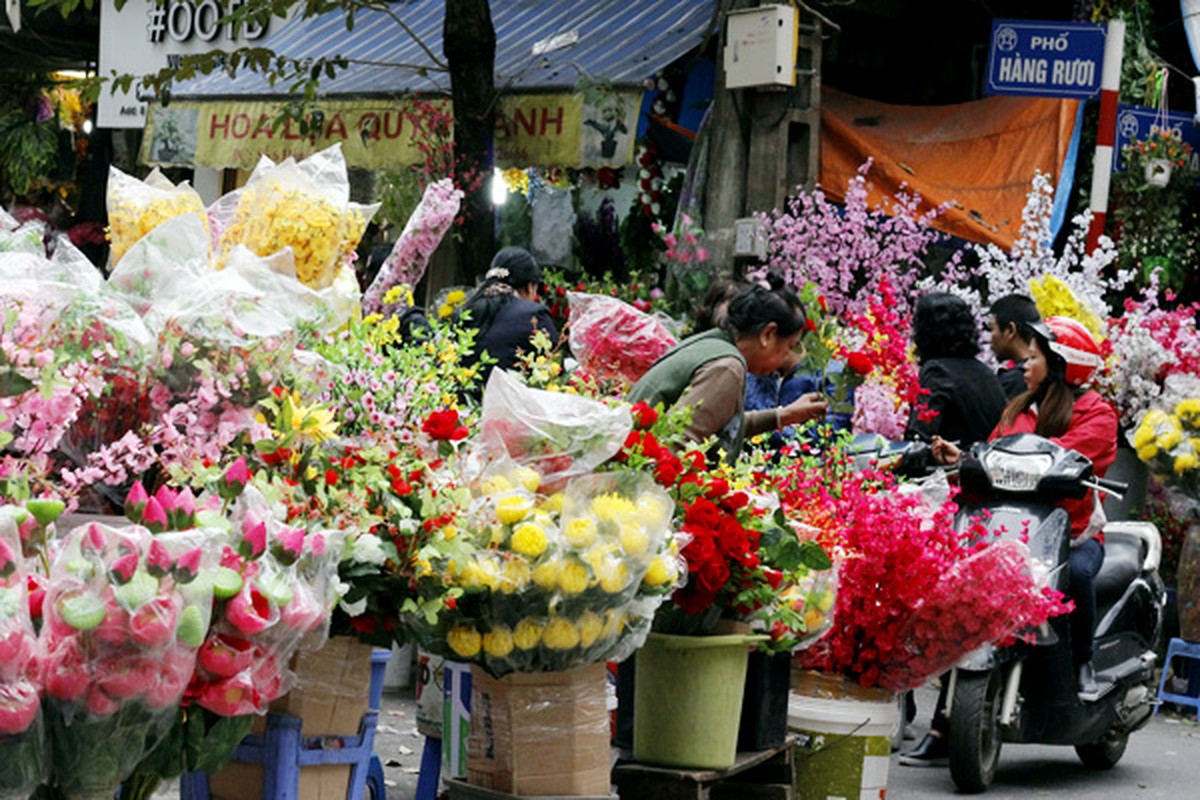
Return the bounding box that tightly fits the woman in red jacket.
[905,316,1115,766]
[935,316,1114,686]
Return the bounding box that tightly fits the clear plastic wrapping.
[38,519,221,799]
[189,486,342,717]
[479,369,633,493]
[0,508,47,800]
[566,291,677,388]
[106,166,207,268]
[214,144,378,290]
[412,469,685,676]
[874,539,1063,692]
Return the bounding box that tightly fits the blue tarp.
[177,0,718,99]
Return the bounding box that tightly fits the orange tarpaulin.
[820,87,1081,250]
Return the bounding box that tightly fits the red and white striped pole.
[1085,18,1126,253]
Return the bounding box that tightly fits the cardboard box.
[467,663,612,797]
[208,636,376,800]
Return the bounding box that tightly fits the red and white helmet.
[1028,316,1103,386]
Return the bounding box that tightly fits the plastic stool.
[1156,637,1200,721]
[181,647,391,799]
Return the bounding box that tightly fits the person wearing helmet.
[932,315,1115,694]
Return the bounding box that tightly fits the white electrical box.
[724,4,799,89]
[733,217,767,258]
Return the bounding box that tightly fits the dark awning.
[176,0,717,99]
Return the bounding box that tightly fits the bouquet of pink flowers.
[363,177,463,318]
[0,509,46,800]
[566,291,676,389]
[184,482,340,718]
[38,513,219,799]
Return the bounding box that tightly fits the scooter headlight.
[983,451,1054,492]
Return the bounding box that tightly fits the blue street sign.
[1113,103,1200,182]
[986,19,1106,98]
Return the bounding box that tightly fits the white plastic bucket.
[789,677,897,800]
[383,642,415,691]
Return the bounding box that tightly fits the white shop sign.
[98,0,292,129]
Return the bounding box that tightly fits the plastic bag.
[214,144,378,289]
[874,539,1067,692]
[107,166,207,268]
[480,368,633,492]
[0,221,45,255]
[411,469,685,676]
[189,486,341,717]
[363,178,463,317]
[567,291,677,387]
[38,519,220,798]
[0,508,47,800]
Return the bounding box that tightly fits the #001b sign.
[986,19,1106,99]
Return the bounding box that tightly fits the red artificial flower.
[422,409,469,441]
[845,350,874,376]
[325,470,339,486]
[631,402,658,430]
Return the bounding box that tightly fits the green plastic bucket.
[789,672,897,800]
[632,632,764,769]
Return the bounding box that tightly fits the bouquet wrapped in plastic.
[1130,374,1200,502]
[38,515,219,799]
[412,467,685,675]
[479,368,633,492]
[214,145,378,290]
[188,486,341,717]
[362,177,463,317]
[0,508,46,800]
[874,539,1065,692]
[107,166,207,268]
[567,291,676,388]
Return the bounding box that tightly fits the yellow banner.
[143,91,641,170]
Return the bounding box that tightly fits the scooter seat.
[1094,531,1142,611]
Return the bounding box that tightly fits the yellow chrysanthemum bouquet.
[215,144,378,289]
[1131,377,1200,501]
[413,466,685,675]
[106,166,207,268]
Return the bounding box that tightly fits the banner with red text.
[142,91,640,170]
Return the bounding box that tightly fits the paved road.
[888,686,1200,799]
[151,681,1200,799]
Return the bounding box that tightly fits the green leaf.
[797,540,833,570]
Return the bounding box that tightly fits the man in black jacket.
[988,294,1040,400]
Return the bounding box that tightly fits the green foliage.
[0,111,57,198]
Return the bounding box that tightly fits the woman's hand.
[779,392,828,428]
[931,435,962,466]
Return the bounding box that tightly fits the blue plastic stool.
[181,647,391,800]
[1156,637,1200,721]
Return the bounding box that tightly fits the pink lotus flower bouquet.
[566,291,677,390]
[186,483,341,718]
[38,515,219,799]
[0,508,46,800]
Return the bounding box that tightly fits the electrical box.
[724,4,799,89]
[733,217,767,259]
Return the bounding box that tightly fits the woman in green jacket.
[628,281,827,460]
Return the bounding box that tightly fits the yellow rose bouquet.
[409,467,685,676]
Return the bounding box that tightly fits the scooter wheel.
[1075,730,1128,769]
[949,670,1004,793]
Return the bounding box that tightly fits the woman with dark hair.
[905,292,1007,448]
[628,282,827,460]
[904,316,1115,766]
[692,278,749,333]
[459,247,557,382]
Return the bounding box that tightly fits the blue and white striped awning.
[176,0,717,99]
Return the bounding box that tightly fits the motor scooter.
[943,433,1165,793]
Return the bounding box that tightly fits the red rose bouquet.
[567,291,677,390]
